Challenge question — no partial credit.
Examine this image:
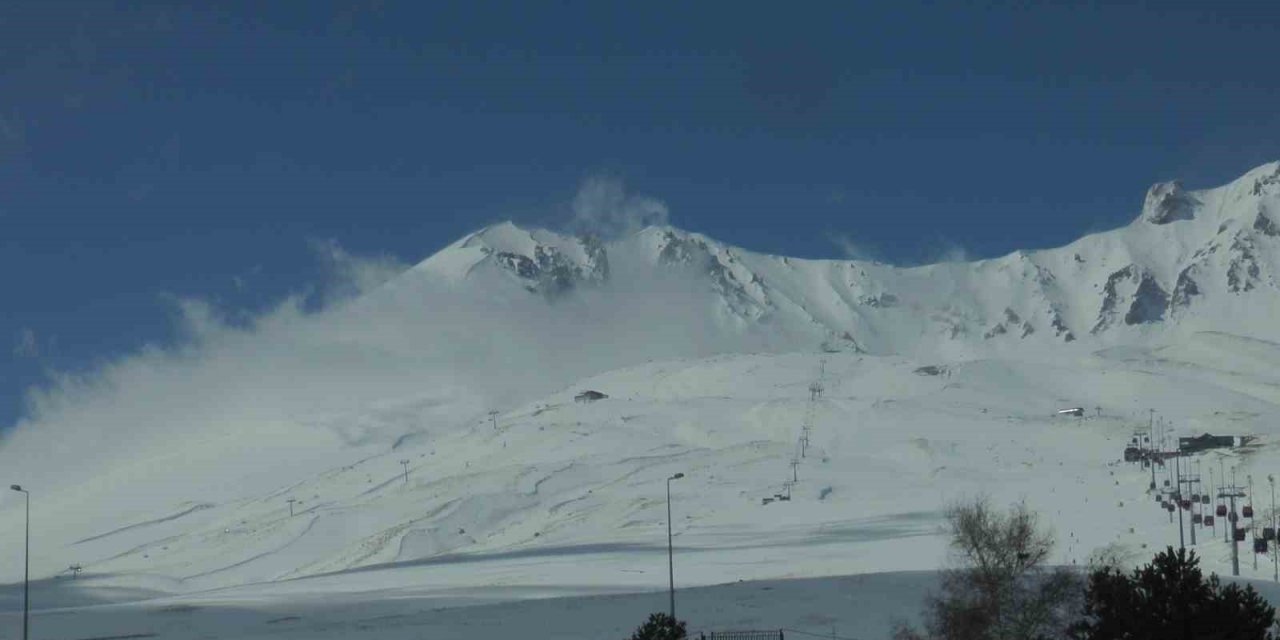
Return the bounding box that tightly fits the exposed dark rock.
[1170,265,1202,312]
[860,292,899,308]
[1227,233,1262,293]
[1126,275,1167,325]
[1250,164,1280,196]
[496,252,538,279]
[1141,181,1198,224]
[654,230,766,318]
[1124,273,1169,325]
[492,235,610,299]
[580,233,611,281]
[1094,265,1168,331]
[1050,310,1074,342]
[1094,266,1136,331]
[1254,209,1280,237]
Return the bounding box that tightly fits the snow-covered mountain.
[3,163,1280,637]
[408,161,1280,355]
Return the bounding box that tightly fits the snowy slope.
[408,162,1280,355]
[5,341,1280,600]
[2,163,1280,637]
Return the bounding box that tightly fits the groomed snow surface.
[5,333,1280,638]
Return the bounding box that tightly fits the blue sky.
[3,1,1278,428]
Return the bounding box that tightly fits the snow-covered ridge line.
[409,161,1280,355]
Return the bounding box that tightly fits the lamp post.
[1271,475,1278,582]
[10,484,29,640]
[666,472,684,622]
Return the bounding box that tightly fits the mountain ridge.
[405,161,1280,356]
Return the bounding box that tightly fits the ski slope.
[5,335,1280,631]
[3,164,1280,637]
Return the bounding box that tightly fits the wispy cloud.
[569,175,669,238]
[0,228,763,538]
[827,233,878,262]
[307,238,407,302]
[12,328,38,358]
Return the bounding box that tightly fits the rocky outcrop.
[1049,309,1075,342]
[1141,181,1198,225]
[984,308,1034,340]
[1125,272,1170,325]
[1226,233,1262,293]
[1248,163,1280,197]
[1254,209,1279,237]
[491,235,610,298]
[653,229,768,320]
[1093,266,1169,332]
[1170,265,1202,313]
[858,292,899,308]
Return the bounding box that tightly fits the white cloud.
[827,233,877,262]
[307,238,408,303]
[0,234,759,516]
[933,240,971,264]
[13,328,38,358]
[569,176,669,238]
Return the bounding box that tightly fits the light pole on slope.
[10,484,29,640]
[1270,475,1278,582]
[666,472,684,622]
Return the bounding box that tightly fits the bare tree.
[896,496,1083,640]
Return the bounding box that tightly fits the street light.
[10,484,29,640]
[1270,475,1277,582]
[666,472,684,622]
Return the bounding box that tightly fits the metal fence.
[702,631,784,640]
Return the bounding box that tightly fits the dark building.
[1178,433,1236,453]
[574,390,608,403]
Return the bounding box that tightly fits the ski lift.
[1180,499,1192,510]
[1229,511,1239,523]
[1217,505,1229,517]
[1166,503,1176,513]
[1235,528,1247,542]
[1160,501,1169,510]
[1200,495,1210,505]
[1192,494,1200,502]
[1255,538,1268,554]
[1204,515,1215,527]
[1163,479,1170,487]
[1266,527,1277,541]
[1243,505,1255,518]
[1192,514,1203,525]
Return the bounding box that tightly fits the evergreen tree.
[629,612,687,640]
[1072,546,1277,639]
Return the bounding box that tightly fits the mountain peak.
[1140,180,1196,225]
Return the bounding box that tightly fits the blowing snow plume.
[0,229,744,528]
[569,175,670,239]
